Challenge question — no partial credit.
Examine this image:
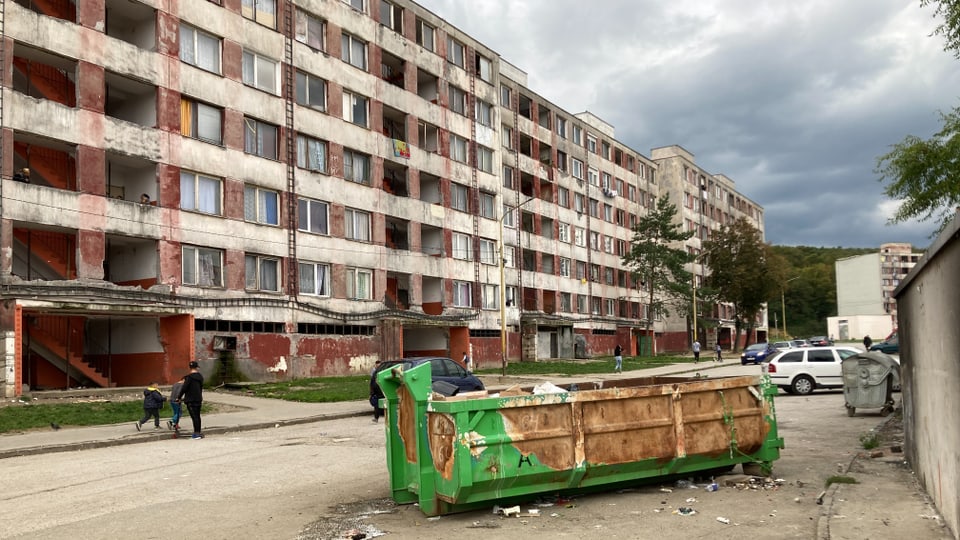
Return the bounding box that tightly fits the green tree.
[703,218,787,351]
[876,107,960,235]
[621,195,693,355]
[922,0,960,58]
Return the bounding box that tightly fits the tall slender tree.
[703,218,787,350]
[621,195,693,355]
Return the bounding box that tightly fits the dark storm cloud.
[418,0,958,248]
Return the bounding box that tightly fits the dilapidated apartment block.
[0,0,763,395]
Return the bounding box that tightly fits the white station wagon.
[763,346,860,395]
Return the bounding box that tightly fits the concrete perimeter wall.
[895,213,960,538]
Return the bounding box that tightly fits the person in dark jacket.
[614,344,623,373]
[136,382,165,431]
[863,335,873,351]
[369,364,385,423]
[177,362,205,439]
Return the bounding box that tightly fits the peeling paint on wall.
[267,356,287,373]
[349,354,379,373]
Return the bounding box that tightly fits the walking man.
[614,344,623,373]
[177,361,205,439]
[715,343,723,362]
[693,340,701,363]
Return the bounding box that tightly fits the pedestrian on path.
[715,343,723,362]
[462,351,471,371]
[136,382,165,431]
[614,344,623,373]
[167,377,184,431]
[177,361,205,439]
[693,340,701,363]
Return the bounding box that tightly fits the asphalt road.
[0,364,946,539]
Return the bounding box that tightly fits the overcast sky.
[417,0,959,249]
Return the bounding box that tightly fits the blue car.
[740,342,777,365]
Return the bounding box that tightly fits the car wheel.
[791,375,814,395]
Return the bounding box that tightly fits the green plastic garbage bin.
[377,363,784,516]
[842,351,900,417]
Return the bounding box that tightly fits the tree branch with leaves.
[621,195,693,355]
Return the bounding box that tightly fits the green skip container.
[378,364,784,516]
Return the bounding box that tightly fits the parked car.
[740,342,777,365]
[772,341,795,350]
[869,333,899,354]
[791,339,811,348]
[764,346,860,395]
[370,356,485,397]
[808,336,834,347]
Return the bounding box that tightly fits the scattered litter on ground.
[426,516,441,521]
[716,517,730,524]
[686,497,698,503]
[467,521,501,529]
[705,482,719,492]
[532,381,566,394]
[674,507,697,516]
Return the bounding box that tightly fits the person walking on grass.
[177,361,205,439]
[715,343,723,363]
[693,340,701,363]
[614,344,623,373]
[135,382,165,431]
[167,377,185,432]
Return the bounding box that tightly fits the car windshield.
[745,343,768,351]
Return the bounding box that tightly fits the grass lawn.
[0,400,213,434]
[245,375,370,403]
[476,355,691,376]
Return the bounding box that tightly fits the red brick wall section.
[76,229,105,280]
[77,0,104,30]
[160,314,193,383]
[77,61,105,113]
[77,145,105,195]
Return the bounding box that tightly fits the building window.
[475,53,493,82]
[180,98,222,145]
[243,118,278,159]
[242,50,278,94]
[346,267,373,300]
[452,232,472,261]
[605,266,614,284]
[475,99,493,126]
[245,254,280,292]
[604,203,613,222]
[559,257,571,277]
[589,198,599,218]
[179,24,221,74]
[299,261,330,296]
[590,264,600,282]
[416,18,435,51]
[453,280,472,307]
[182,246,223,287]
[587,134,597,153]
[591,297,601,314]
[476,145,493,173]
[295,9,325,50]
[558,222,570,242]
[379,0,402,32]
[556,117,567,138]
[502,125,513,149]
[502,204,516,228]
[503,246,515,268]
[558,187,569,208]
[556,150,568,172]
[343,149,370,184]
[450,134,468,163]
[588,167,599,186]
[341,33,367,70]
[576,294,587,314]
[479,192,496,218]
[297,197,329,234]
[561,292,572,312]
[574,227,585,247]
[296,134,327,172]
[572,158,583,179]
[576,260,586,280]
[589,231,599,250]
[448,84,467,115]
[241,0,276,28]
[606,298,615,315]
[345,208,371,241]
[482,284,498,309]
[244,185,280,225]
[480,238,496,265]
[451,182,469,212]
[447,36,465,68]
[341,0,365,12]
[180,171,222,215]
[601,141,611,159]
[295,71,326,110]
[502,165,514,190]
[342,91,368,127]
[418,121,439,152]
[500,84,512,107]
[574,193,585,214]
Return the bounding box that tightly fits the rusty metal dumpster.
[378,363,784,516]
[842,351,900,417]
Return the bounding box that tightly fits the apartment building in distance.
[0,0,763,395]
[653,146,768,351]
[829,242,921,340]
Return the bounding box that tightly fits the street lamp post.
[500,197,534,376]
[692,181,707,345]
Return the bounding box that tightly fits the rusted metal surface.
[379,366,783,516]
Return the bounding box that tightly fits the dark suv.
[808,336,834,347]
